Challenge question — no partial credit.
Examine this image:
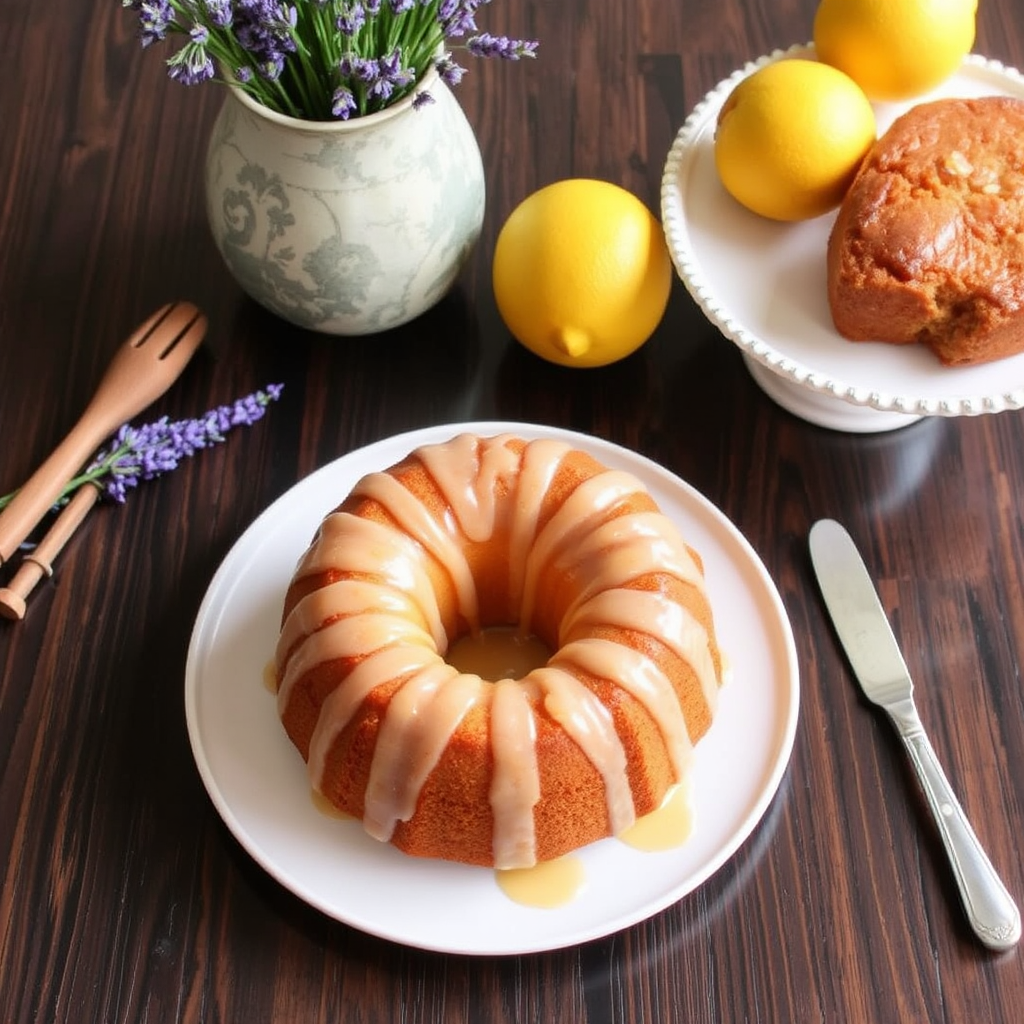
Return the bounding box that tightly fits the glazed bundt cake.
[273,433,724,868]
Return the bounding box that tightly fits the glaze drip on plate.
[274,433,724,869]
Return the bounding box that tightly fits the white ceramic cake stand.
[661,45,1024,433]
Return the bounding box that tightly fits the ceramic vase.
[204,71,485,335]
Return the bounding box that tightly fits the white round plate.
[184,422,800,955]
[661,46,1024,433]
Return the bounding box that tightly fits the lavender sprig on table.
[122,1,538,121]
[0,384,284,512]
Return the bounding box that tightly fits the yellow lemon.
[814,0,977,101]
[713,59,877,222]
[492,179,672,368]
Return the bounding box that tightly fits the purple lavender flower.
[370,48,414,101]
[337,4,366,36]
[0,384,285,513]
[380,48,414,84]
[133,0,174,48]
[331,85,358,119]
[81,384,284,506]
[466,33,538,61]
[369,78,395,103]
[203,0,234,30]
[340,54,381,85]
[235,0,299,75]
[258,54,286,80]
[167,41,216,85]
[435,54,466,87]
[440,0,482,38]
[124,0,539,120]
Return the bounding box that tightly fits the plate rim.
[660,44,1024,419]
[184,421,801,954]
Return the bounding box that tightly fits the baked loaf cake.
[274,433,724,868]
[827,95,1024,366]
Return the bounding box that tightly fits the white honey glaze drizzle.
[277,607,435,713]
[416,432,518,544]
[552,636,694,776]
[562,588,719,716]
[278,434,721,869]
[353,470,481,630]
[496,854,586,908]
[506,438,572,613]
[489,679,542,868]
[286,514,447,651]
[363,665,485,841]
[518,470,651,630]
[277,579,441,683]
[306,645,441,781]
[531,663,636,834]
[557,511,705,597]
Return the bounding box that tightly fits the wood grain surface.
[2,1,1024,1021]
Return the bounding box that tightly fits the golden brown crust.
[827,96,1024,366]
[276,435,723,867]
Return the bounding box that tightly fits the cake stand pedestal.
[743,357,924,433]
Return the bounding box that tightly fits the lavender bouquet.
[123,1,538,121]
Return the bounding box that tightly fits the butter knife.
[808,518,1021,951]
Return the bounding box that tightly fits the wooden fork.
[0,301,207,565]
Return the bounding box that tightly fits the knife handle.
[888,701,1021,951]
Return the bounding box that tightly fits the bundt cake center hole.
[446,627,552,682]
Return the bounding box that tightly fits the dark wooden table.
[3,1,1024,1020]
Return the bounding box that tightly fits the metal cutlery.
[809,517,1021,951]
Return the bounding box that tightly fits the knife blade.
[809,518,1020,951]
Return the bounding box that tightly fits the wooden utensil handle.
[0,485,100,620]
[0,302,206,566]
[0,408,111,565]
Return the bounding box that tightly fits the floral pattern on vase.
[204,70,485,335]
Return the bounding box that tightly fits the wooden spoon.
[0,301,207,565]
[0,485,100,620]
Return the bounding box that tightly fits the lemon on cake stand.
[660,44,1024,433]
